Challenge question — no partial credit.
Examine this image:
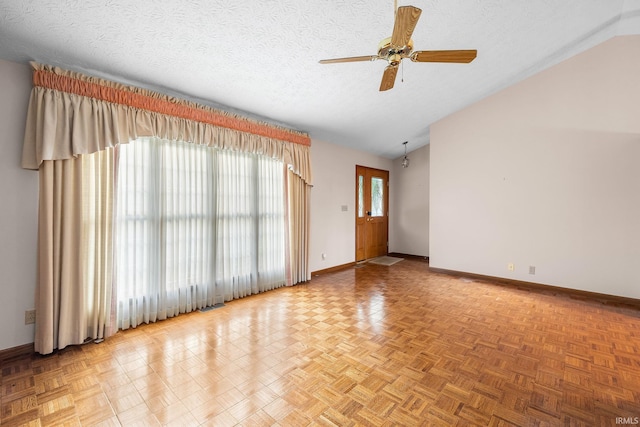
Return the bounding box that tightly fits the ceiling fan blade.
[391,6,422,47]
[319,55,379,64]
[411,50,477,63]
[379,65,399,91]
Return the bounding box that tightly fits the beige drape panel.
[24,63,311,354]
[288,170,311,284]
[36,151,115,355]
[82,150,116,340]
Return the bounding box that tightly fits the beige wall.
[430,35,640,298]
[309,139,393,272]
[389,144,429,257]
[0,59,38,350]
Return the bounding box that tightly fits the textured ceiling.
[0,0,638,158]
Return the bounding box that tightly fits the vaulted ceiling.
[0,1,638,158]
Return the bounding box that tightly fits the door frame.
[355,165,390,262]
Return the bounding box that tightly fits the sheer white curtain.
[214,150,286,300]
[115,137,285,330]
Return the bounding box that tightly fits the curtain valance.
[21,63,312,184]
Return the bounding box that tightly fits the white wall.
[310,139,393,272]
[430,35,640,299]
[389,144,430,257]
[0,59,38,350]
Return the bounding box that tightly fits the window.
[371,176,384,217]
[115,138,285,329]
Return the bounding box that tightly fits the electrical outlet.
[529,266,536,275]
[507,263,515,271]
[25,310,36,325]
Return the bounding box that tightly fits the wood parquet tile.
[2,260,640,426]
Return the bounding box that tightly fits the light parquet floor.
[2,260,640,426]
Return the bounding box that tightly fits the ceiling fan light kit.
[319,5,477,91]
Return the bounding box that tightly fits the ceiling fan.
[319,3,477,91]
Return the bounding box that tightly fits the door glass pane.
[358,175,364,217]
[371,177,383,217]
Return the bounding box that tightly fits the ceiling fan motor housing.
[378,37,413,65]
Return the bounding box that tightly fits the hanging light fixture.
[401,141,410,168]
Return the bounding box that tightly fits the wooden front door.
[356,165,389,261]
